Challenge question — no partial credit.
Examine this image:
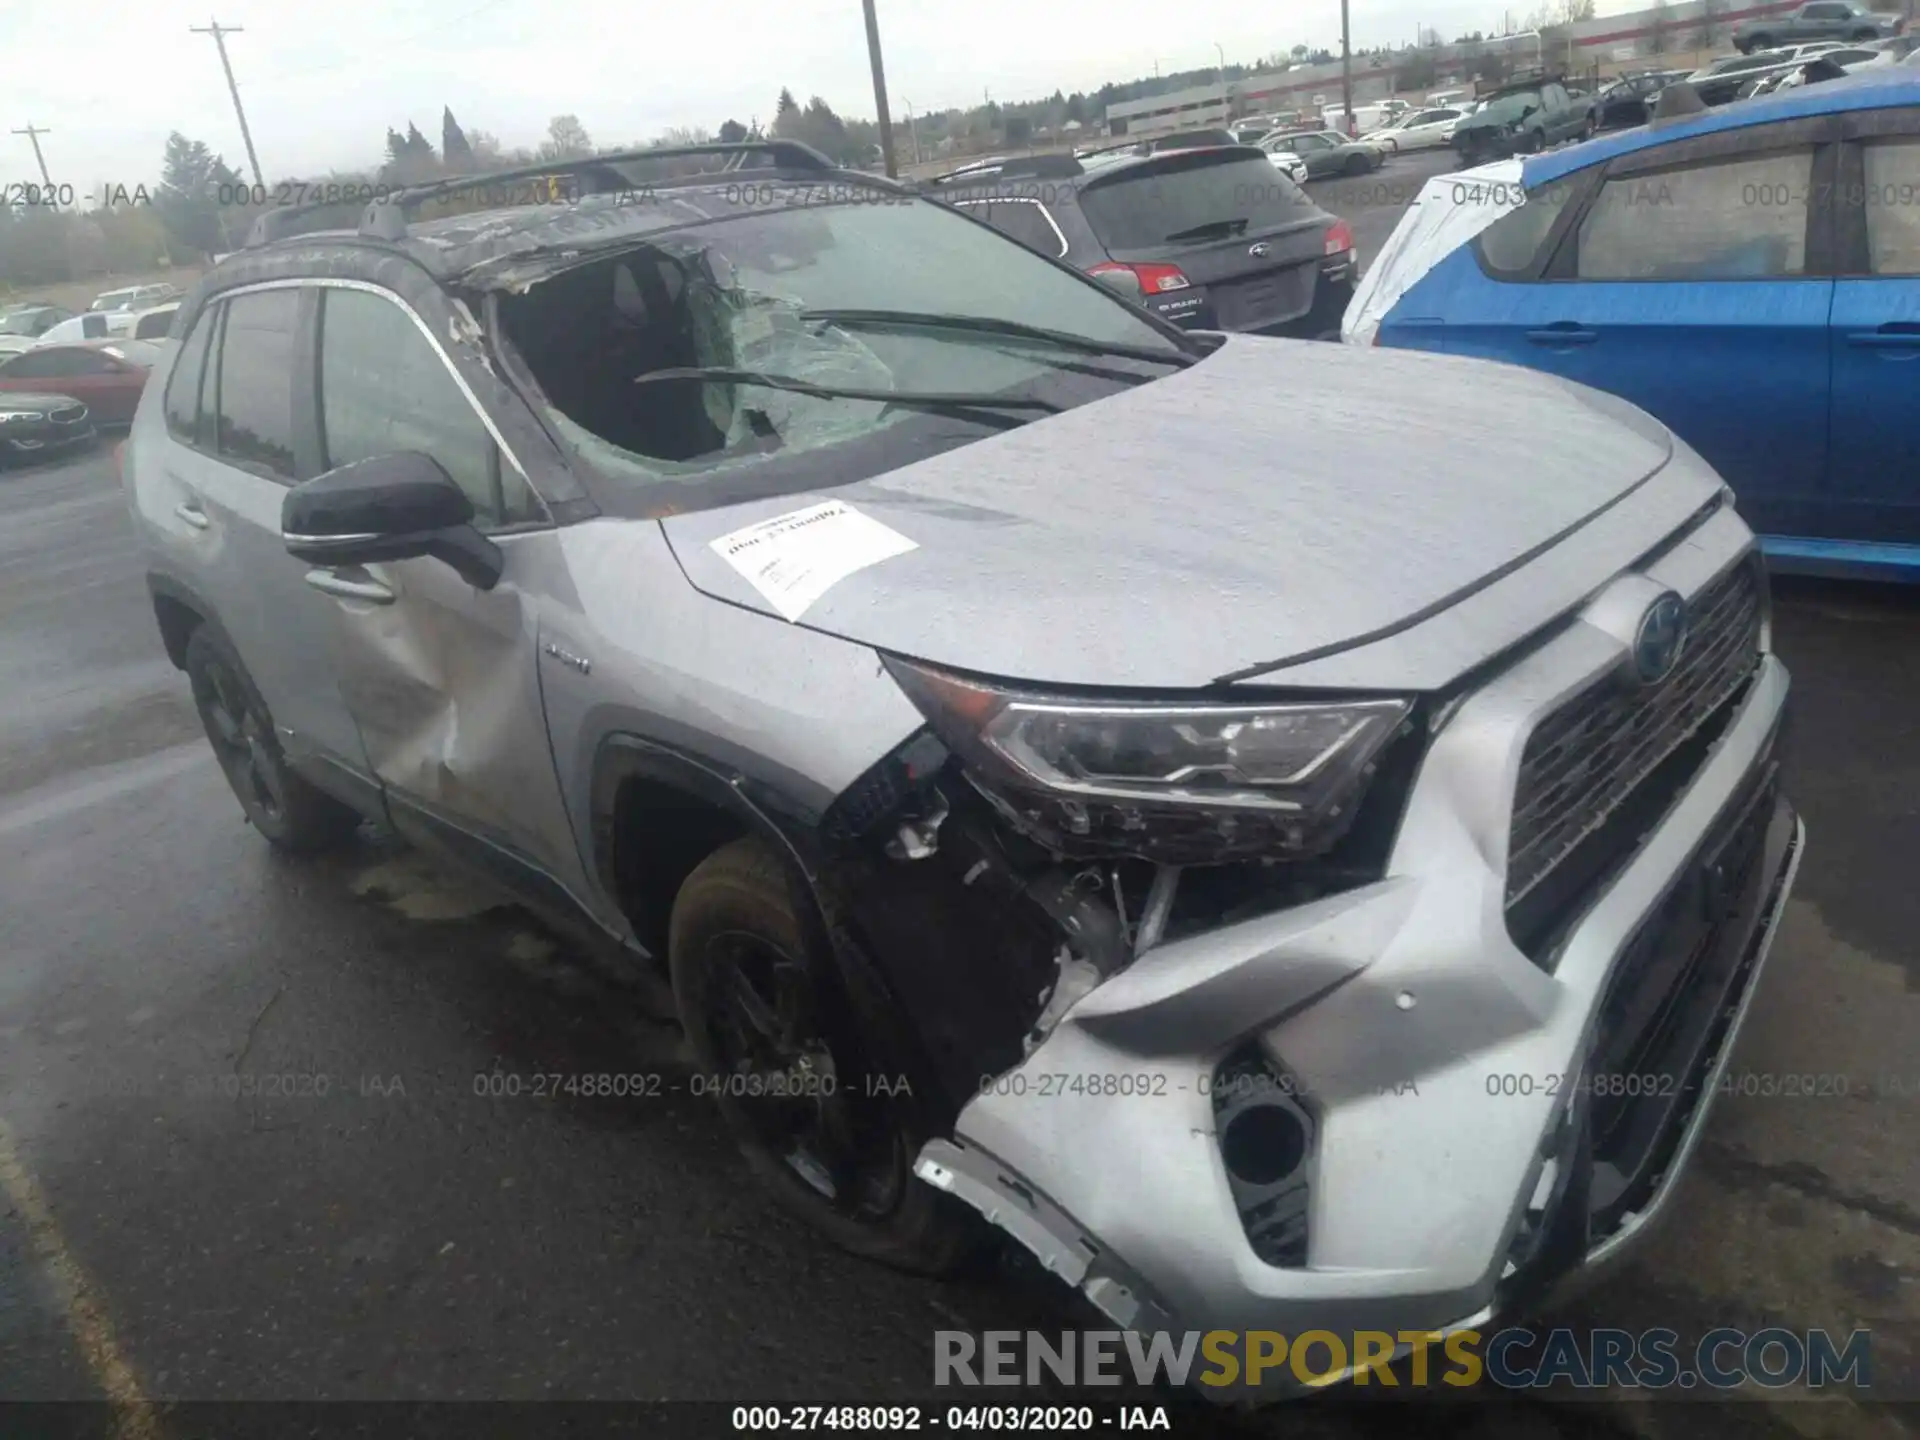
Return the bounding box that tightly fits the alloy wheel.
[702,929,909,1220]
[193,654,288,827]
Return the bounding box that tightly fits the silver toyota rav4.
[124,143,1802,1386]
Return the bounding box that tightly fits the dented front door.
[321,537,585,894]
[298,280,593,912]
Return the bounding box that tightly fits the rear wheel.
[669,837,982,1276]
[1746,33,1773,50]
[184,627,361,854]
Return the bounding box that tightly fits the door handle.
[1526,325,1598,346]
[173,502,211,530]
[1846,330,1920,350]
[303,568,396,604]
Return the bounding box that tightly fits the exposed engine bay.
[813,706,1426,1116]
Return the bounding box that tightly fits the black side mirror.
[282,452,503,590]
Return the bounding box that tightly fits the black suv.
[923,148,1356,339]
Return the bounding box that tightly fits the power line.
[190,19,264,187]
[10,124,53,190]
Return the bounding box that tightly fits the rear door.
[1438,118,1838,540]
[162,285,376,803]
[1826,110,1920,549]
[1076,149,1330,331]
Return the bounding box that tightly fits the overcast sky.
[6,0,1637,196]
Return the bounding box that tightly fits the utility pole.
[11,124,54,192]
[1215,42,1227,82]
[901,99,922,166]
[190,19,265,187]
[859,0,899,177]
[1340,0,1356,135]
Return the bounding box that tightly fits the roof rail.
[358,141,839,241]
[243,197,366,248]
[1478,65,1563,95]
[243,141,839,250]
[927,152,1085,185]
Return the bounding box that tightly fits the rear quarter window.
[163,307,218,443]
[1473,178,1583,276]
[1078,154,1316,251]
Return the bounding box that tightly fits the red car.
[0,338,164,427]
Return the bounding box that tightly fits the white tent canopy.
[1341,157,1526,348]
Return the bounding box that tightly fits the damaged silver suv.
[124,143,1803,1384]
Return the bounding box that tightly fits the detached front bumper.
[916,529,1802,1392]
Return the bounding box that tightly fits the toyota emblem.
[1631,592,1689,686]
[1248,242,1271,258]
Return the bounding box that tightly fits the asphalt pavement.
[1,190,1916,1437]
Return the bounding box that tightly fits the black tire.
[1746,34,1773,51]
[1345,152,1370,176]
[183,626,362,854]
[670,837,982,1276]
[1525,127,1547,154]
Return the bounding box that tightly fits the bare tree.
[536,115,593,162]
[1695,0,1730,48]
[1648,0,1673,54]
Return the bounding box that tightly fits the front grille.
[49,405,85,425]
[1506,559,1764,912]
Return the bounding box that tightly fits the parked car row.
[1348,67,1920,582]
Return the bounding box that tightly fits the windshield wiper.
[799,309,1195,368]
[632,366,1063,414]
[1164,218,1249,243]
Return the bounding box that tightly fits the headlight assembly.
[0,411,43,424]
[884,657,1413,864]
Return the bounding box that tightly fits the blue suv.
[1372,71,1920,581]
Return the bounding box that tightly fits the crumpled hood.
[663,334,1677,690]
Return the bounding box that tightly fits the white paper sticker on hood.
[709,500,919,622]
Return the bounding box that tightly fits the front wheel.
[1345,152,1370,176]
[669,837,983,1276]
[184,627,362,853]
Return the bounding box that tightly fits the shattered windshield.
[496,194,1188,502]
